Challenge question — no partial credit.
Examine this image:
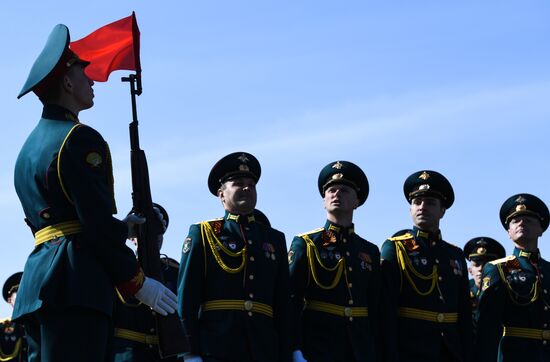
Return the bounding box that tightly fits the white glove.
[134,277,177,316]
[123,213,146,239]
[183,354,203,362]
[293,350,308,362]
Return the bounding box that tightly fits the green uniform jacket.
[112,256,182,362]
[177,212,290,361]
[475,248,550,362]
[13,105,143,321]
[0,318,27,362]
[380,227,472,362]
[288,221,381,362]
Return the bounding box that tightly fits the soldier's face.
[219,177,257,215]
[65,64,94,111]
[507,215,542,247]
[468,260,485,288]
[323,184,359,214]
[410,196,445,232]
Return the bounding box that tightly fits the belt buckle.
[542,330,550,340]
[244,300,253,311]
[436,313,445,323]
[344,307,352,317]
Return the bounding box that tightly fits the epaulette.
[194,217,224,225]
[298,227,325,237]
[489,255,516,265]
[160,256,180,268]
[389,232,414,241]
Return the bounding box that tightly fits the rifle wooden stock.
[124,73,189,358]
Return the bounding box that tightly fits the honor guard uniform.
[1,273,27,362]
[463,237,505,336]
[14,24,176,361]
[112,206,182,362]
[112,256,181,362]
[475,194,550,361]
[288,161,381,362]
[177,152,290,362]
[380,170,472,362]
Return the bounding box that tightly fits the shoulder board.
[160,256,180,268]
[441,240,462,250]
[489,255,516,265]
[388,232,414,241]
[298,227,325,237]
[194,217,224,225]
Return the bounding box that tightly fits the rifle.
[122,73,190,358]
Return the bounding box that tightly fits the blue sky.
[1,1,549,317]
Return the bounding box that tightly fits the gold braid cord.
[303,234,344,290]
[496,263,539,306]
[201,221,246,274]
[0,337,22,361]
[395,240,438,296]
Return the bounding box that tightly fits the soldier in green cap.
[14,24,177,361]
[462,237,505,336]
[288,160,381,362]
[475,193,550,361]
[177,152,290,362]
[380,170,472,362]
[1,272,27,362]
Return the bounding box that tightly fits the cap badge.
[239,164,250,172]
[237,153,249,163]
[419,171,430,180]
[515,196,527,204]
[477,247,487,255]
[332,173,344,180]
[516,204,527,212]
[332,161,343,170]
[419,184,430,191]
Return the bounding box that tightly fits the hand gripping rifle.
[122,73,189,357]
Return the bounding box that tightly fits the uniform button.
[435,258,439,264]
[248,240,253,245]
[545,306,549,312]
[348,283,353,288]
[432,242,436,246]
[348,299,354,305]
[348,267,353,272]
[544,289,548,294]
[343,238,347,243]
[150,328,155,333]
[249,293,254,298]
[544,323,548,328]
[245,227,250,231]
[346,251,350,256]
[250,256,255,262]
[440,332,445,336]
[248,312,253,317]
[249,275,254,280]
[349,317,353,322]
[543,340,548,345]
[438,276,443,281]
